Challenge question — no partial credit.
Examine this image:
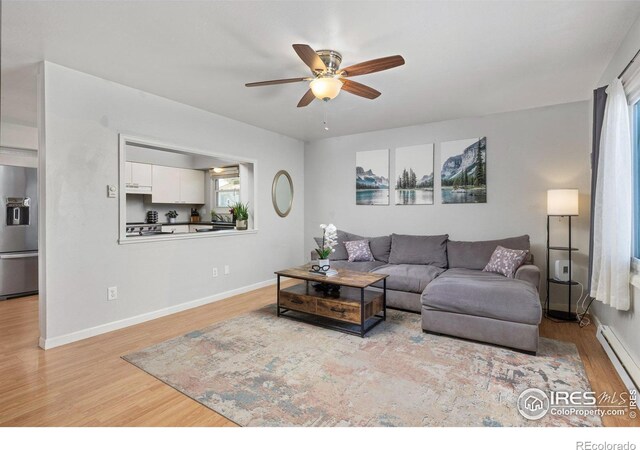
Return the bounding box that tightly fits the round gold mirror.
[272,170,293,217]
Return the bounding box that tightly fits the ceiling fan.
[245,44,405,107]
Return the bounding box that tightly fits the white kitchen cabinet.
[151,165,180,203]
[161,225,189,234]
[125,162,153,194]
[189,224,213,233]
[179,168,205,204]
[151,165,204,204]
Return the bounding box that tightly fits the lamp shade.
[547,189,579,216]
[310,77,343,100]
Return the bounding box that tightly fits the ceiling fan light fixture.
[310,76,343,101]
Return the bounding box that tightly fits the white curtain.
[590,78,632,311]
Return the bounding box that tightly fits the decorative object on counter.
[146,210,158,224]
[166,210,179,224]
[272,170,294,217]
[314,223,338,272]
[230,202,249,230]
[190,208,200,223]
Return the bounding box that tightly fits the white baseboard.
[39,278,276,350]
[595,322,640,394]
[588,311,639,394]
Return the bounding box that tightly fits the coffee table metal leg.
[383,278,387,321]
[360,287,365,338]
[276,274,281,317]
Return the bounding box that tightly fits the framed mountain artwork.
[395,144,434,205]
[440,137,487,204]
[356,149,390,205]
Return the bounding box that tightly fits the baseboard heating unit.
[597,325,640,394]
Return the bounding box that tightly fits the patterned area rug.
[123,306,601,427]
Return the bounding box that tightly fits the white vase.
[316,258,330,272]
[235,219,247,230]
[168,217,176,223]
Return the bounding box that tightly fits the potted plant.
[314,223,337,271]
[166,210,179,224]
[230,202,249,230]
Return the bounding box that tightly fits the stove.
[126,223,162,237]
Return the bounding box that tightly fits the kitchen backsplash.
[126,194,208,223]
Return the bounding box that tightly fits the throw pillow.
[483,245,529,278]
[344,240,375,262]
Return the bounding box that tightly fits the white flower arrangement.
[316,223,338,259]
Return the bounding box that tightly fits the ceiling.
[2,1,639,141]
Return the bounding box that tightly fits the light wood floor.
[0,284,637,426]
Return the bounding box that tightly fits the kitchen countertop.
[126,221,234,227]
[120,227,257,244]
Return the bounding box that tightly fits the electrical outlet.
[107,286,118,301]
[224,265,230,275]
[212,267,218,277]
[107,185,117,198]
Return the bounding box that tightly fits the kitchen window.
[215,177,240,209]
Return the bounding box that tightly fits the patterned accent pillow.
[483,245,529,278]
[344,240,375,262]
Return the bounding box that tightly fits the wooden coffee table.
[275,265,388,337]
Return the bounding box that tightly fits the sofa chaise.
[312,231,542,353]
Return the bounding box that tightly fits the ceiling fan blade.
[341,79,381,99]
[245,77,308,87]
[292,44,327,73]
[297,89,316,107]
[340,55,405,77]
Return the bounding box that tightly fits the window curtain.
[588,86,607,292]
[590,78,632,311]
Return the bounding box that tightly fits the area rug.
[123,306,601,427]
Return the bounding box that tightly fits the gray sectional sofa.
[312,231,542,353]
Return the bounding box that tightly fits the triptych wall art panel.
[355,149,390,205]
[355,138,487,205]
[440,137,487,204]
[395,144,434,205]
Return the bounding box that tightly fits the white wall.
[40,62,304,346]
[304,101,591,306]
[592,15,640,365]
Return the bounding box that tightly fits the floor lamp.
[546,189,579,321]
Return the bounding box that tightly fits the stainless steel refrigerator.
[0,165,38,299]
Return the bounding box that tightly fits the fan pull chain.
[323,100,329,131]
